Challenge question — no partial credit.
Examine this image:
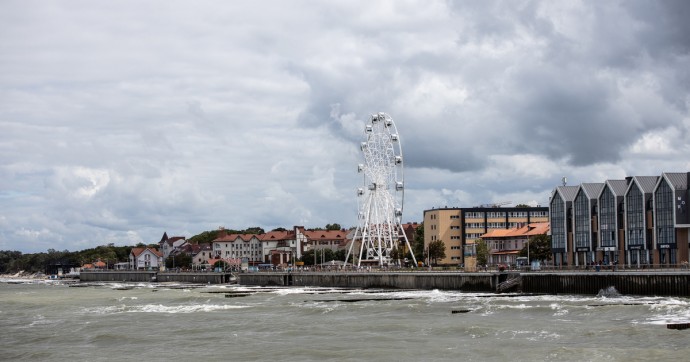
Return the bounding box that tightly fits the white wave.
[116,296,138,302]
[82,303,249,314]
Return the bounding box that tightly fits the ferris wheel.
[345,112,418,267]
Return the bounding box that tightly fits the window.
[655,179,674,247]
[599,186,617,247]
[574,190,591,249]
[626,185,645,247]
[551,195,566,250]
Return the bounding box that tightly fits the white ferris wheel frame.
[345,112,418,267]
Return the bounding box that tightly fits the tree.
[428,240,446,266]
[325,223,342,231]
[412,224,424,262]
[244,227,265,234]
[515,203,531,208]
[475,239,489,266]
[166,254,192,269]
[299,248,337,266]
[519,234,552,262]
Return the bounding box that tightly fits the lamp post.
[527,237,530,270]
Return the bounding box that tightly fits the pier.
[238,271,690,297]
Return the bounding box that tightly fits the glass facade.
[626,185,645,247]
[573,191,590,250]
[599,186,617,248]
[655,180,675,246]
[550,195,566,251]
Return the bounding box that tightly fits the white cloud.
[1,0,689,252]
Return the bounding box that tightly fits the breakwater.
[521,272,690,297]
[238,271,690,297]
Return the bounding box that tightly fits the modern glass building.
[597,179,628,265]
[573,183,604,265]
[654,173,690,266]
[551,172,690,268]
[549,186,579,266]
[624,176,658,266]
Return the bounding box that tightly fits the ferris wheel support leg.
[344,226,360,268]
[401,231,418,267]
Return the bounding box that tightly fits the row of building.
[118,172,690,271]
[422,171,690,269]
[550,172,690,267]
[146,224,420,270]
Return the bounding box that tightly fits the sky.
[1,0,689,253]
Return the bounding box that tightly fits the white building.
[129,247,164,270]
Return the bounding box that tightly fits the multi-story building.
[549,186,579,266]
[625,176,658,266]
[573,183,604,265]
[212,231,263,265]
[129,247,164,270]
[550,172,690,268]
[423,206,549,266]
[598,180,628,264]
[654,172,690,266]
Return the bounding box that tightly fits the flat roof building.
[424,206,549,266]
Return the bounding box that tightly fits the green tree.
[299,248,339,266]
[515,203,531,208]
[412,224,424,262]
[475,239,489,266]
[243,227,265,234]
[428,240,446,266]
[166,254,192,269]
[325,223,342,231]
[519,234,552,262]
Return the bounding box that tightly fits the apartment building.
[549,172,690,267]
[423,206,549,266]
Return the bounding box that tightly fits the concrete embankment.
[521,272,690,297]
[239,272,498,292]
[238,271,690,297]
[80,271,234,284]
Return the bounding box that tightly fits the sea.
[1,278,689,362]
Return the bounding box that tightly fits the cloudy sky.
[2,1,689,253]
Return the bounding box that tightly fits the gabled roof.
[603,179,628,197]
[259,230,292,241]
[660,172,688,191]
[553,186,579,202]
[191,244,212,256]
[213,233,259,242]
[304,230,347,240]
[580,183,604,199]
[131,247,163,258]
[629,176,659,194]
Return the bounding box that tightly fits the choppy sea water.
[1,279,689,362]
